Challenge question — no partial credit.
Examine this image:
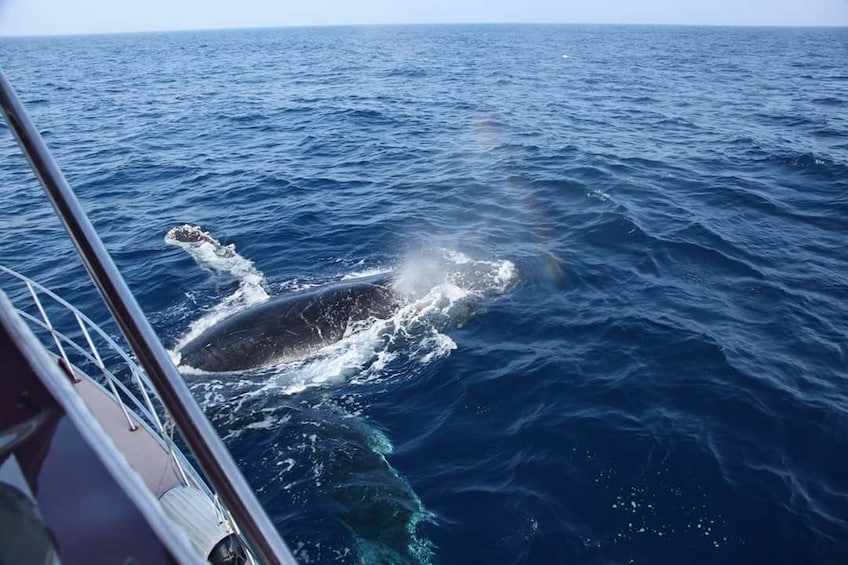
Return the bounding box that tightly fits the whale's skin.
[179,274,397,372]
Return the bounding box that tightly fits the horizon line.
[2,20,847,39]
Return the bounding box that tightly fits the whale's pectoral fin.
[165,224,236,258]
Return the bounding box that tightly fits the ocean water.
[1,24,847,564]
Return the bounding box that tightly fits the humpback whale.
[167,224,517,373]
[168,225,399,372]
[178,273,397,372]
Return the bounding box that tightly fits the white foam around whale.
[167,226,518,393]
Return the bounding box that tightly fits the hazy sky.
[1,0,847,36]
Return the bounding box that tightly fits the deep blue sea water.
[1,24,848,564]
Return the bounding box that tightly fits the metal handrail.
[0,70,296,564]
[8,282,198,494]
[3,267,202,491]
[3,266,164,425]
[26,280,77,381]
[77,313,139,431]
[2,265,165,412]
[16,308,159,426]
[5,274,238,545]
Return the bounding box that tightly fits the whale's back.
[179,274,396,372]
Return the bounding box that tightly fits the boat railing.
[0,264,207,499]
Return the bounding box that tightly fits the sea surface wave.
[1,24,847,564]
